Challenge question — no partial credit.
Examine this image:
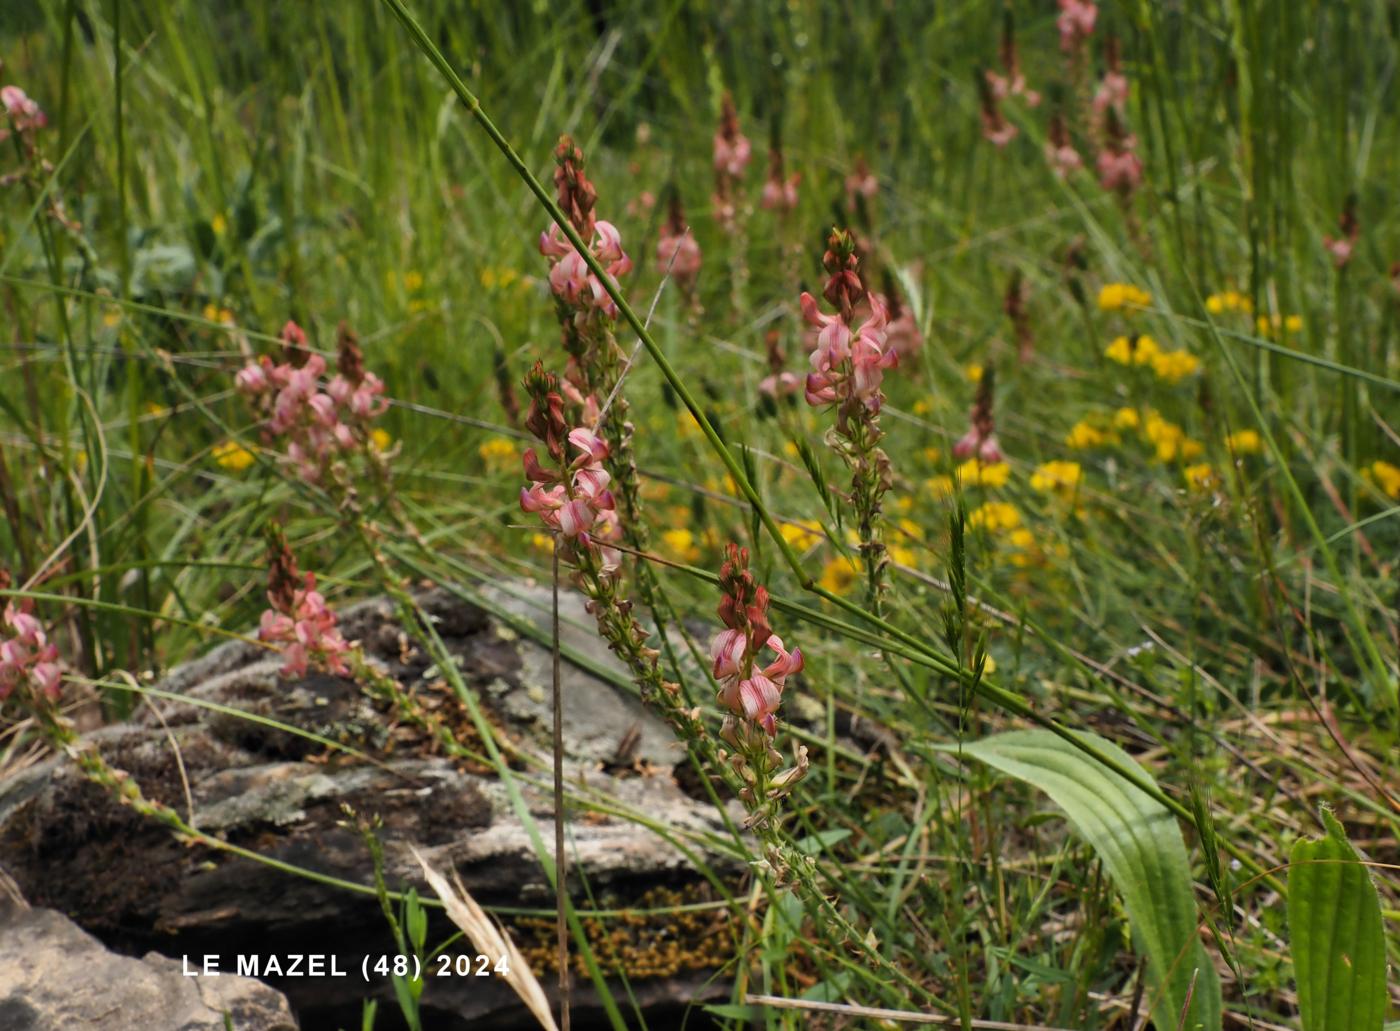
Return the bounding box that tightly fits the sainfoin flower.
[710,544,802,735]
[0,85,47,135]
[0,600,62,702]
[235,321,388,482]
[518,367,622,575]
[802,292,897,410]
[953,365,1003,464]
[760,144,800,213]
[655,195,702,293]
[540,220,633,318]
[258,572,351,677]
[1057,0,1097,53]
[713,92,752,179]
[1045,112,1083,178]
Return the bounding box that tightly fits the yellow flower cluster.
[1256,313,1304,337]
[954,459,1012,488]
[818,555,862,595]
[779,519,826,552]
[212,440,254,471]
[1142,411,1204,463]
[1113,407,1142,430]
[968,501,1021,532]
[1366,460,1400,500]
[1225,429,1262,455]
[478,436,519,469]
[660,528,701,563]
[1205,290,1251,315]
[1029,460,1082,495]
[202,303,236,326]
[1065,420,1117,450]
[1104,335,1200,383]
[1097,283,1153,312]
[1183,463,1220,492]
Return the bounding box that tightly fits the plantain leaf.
[1287,807,1387,1031]
[951,729,1222,1030]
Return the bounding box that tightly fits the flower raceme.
[655,195,702,294]
[710,545,802,736]
[800,292,898,411]
[235,321,387,482]
[0,599,62,703]
[540,220,633,318]
[258,573,352,678]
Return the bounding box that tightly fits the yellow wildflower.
[1097,283,1152,312]
[402,270,424,293]
[640,479,672,501]
[1030,461,1082,494]
[1366,460,1400,500]
[818,555,862,595]
[965,363,984,384]
[661,528,701,563]
[212,440,254,472]
[202,303,235,326]
[1205,289,1250,315]
[980,655,997,674]
[1143,414,1200,462]
[102,308,123,328]
[370,428,393,452]
[143,401,169,417]
[925,475,955,497]
[530,532,555,554]
[955,460,1012,488]
[210,212,227,236]
[888,544,918,568]
[1105,333,1161,366]
[895,518,924,541]
[1225,429,1262,455]
[1113,407,1141,430]
[480,266,521,292]
[676,411,701,439]
[920,446,941,464]
[779,519,825,552]
[892,494,914,515]
[1065,420,1114,450]
[968,501,1021,532]
[477,436,519,469]
[912,398,933,416]
[1183,463,1220,491]
[1256,313,1303,336]
[1150,349,1201,384]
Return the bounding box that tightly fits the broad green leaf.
[952,729,1221,1031]
[1288,807,1387,1031]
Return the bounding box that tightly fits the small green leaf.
[1288,807,1387,1031]
[949,729,1222,1031]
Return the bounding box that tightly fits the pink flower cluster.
[540,221,633,318]
[655,196,701,294]
[234,322,386,482]
[519,366,623,575]
[800,292,898,412]
[0,601,62,702]
[953,366,1004,464]
[1097,133,1143,196]
[258,572,351,677]
[1045,112,1083,178]
[1057,0,1098,54]
[710,545,802,736]
[520,428,622,574]
[1324,201,1359,269]
[1,85,46,139]
[844,157,878,207]
[760,146,799,213]
[712,93,752,180]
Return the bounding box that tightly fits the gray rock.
[0,892,297,1031]
[0,588,738,1029]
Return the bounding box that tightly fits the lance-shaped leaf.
[951,729,1221,1030]
[1287,807,1387,1031]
